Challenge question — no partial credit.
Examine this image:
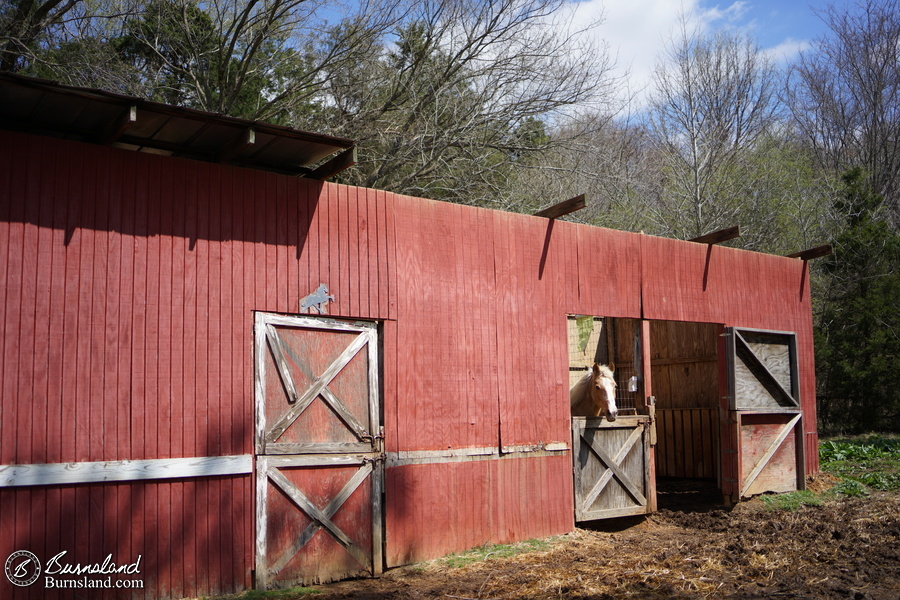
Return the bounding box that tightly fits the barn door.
[723,328,804,501]
[254,313,383,589]
[572,415,652,520]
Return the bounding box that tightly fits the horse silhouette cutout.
[300,284,335,314]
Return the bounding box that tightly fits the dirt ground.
[311,479,899,600]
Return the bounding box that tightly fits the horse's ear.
[608,362,616,372]
[592,362,601,374]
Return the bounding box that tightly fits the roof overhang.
[0,72,356,179]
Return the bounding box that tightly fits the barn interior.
[568,317,725,513]
[649,320,724,509]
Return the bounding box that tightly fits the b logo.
[5,550,41,587]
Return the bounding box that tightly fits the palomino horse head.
[570,362,618,421]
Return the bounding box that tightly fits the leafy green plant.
[819,435,900,493]
[833,479,870,497]
[857,472,900,491]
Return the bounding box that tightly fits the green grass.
[761,489,826,511]
[439,538,553,569]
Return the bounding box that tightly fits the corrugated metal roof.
[0,72,356,178]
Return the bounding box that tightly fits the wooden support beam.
[100,104,137,145]
[219,127,255,164]
[309,146,357,180]
[689,225,741,245]
[786,244,833,260]
[534,194,586,219]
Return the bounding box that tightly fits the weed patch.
[440,538,554,569]
[761,489,825,511]
[820,434,900,494]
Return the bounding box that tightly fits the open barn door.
[722,328,805,502]
[568,316,654,521]
[254,313,383,589]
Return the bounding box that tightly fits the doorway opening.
[649,320,724,510]
[567,316,653,522]
[567,315,644,415]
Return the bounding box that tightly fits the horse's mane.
[570,371,592,400]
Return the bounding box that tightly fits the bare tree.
[646,20,780,239]
[1,0,88,72]
[10,0,401,122]
[785,0,900,225]
[316,0,619,206]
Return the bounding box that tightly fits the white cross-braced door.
[254,313,383,589]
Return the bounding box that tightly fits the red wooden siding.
[1,129,820,598]
[569,224,642,318]
[0,130,396,469]
[0,131,396,599]
[492,213,576,449]
[640,236,818,473]
[391,198,500,452]
[0,479,250,599]
[385,455,573,568]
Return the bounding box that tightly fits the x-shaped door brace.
[581,425,646,509]
[264,324,371,445]
[740,413,801,498]
[266,462,373,577]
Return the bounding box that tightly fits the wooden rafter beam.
[689,225,741,245]
[534,194,586,219]
[100,105,137,145]
[219,127,255,164]
[786,244,833,260]
[308,146,357,180]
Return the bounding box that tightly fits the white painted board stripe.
[0,455,253,487]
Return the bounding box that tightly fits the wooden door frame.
[253,312,383,589]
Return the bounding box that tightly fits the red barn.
[0,74,819,598]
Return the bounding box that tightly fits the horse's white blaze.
[599,377,618,421]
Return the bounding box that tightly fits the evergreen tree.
[816,168,900,433]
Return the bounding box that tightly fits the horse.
[570,362,618,421]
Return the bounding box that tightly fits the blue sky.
[730,0,848,49]
[567,0,851,105]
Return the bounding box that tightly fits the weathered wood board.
[254,314,382,589]
[738,413,802,497]
[572,416,651,521]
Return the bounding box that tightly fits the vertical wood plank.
[131,152,149,462]
[0,132,19,467]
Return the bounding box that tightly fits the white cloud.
[561,0,709,109]
[763,37,810,62]
[559,1,805,111]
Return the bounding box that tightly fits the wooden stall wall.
[640,237,818,474]
[0,131,396,599]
